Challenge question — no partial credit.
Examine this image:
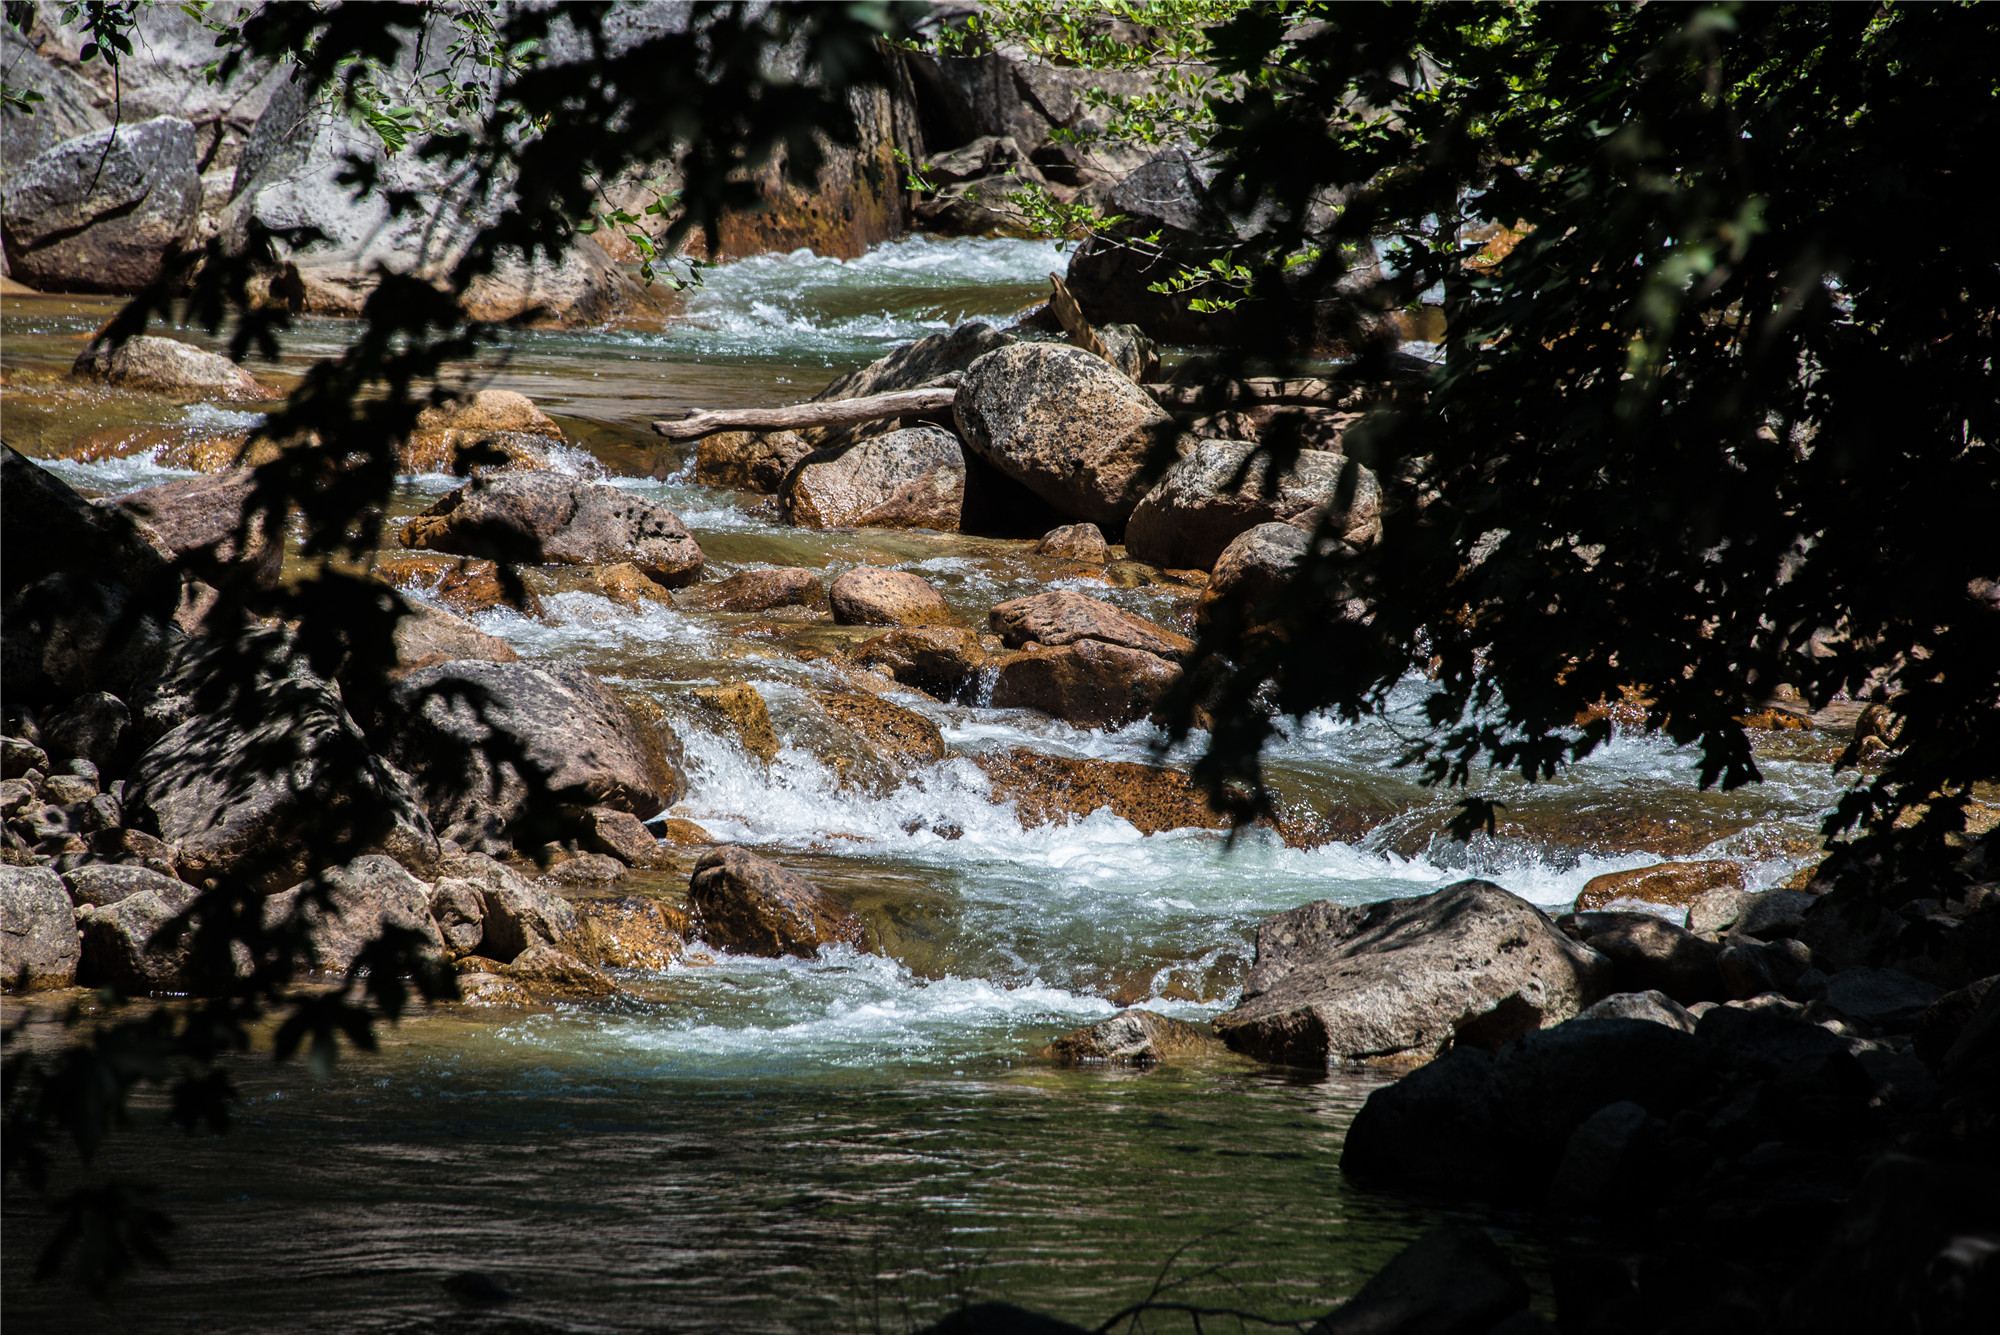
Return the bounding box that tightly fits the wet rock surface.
[402,472,704,587]
[678,566,821,613]
[988,589,1192,662]
[850,626,986,699]
[988,639,1180,730]
[780,426,967,531]
[72,335,273,400]
[1044,1009,1224,1066]
[1217,880,1612,1069]
[974,748,1229,835]
[688,848,867,959]
[828,567,957,627]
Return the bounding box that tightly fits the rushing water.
[1,236,1855,1331]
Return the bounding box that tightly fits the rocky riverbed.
[5,229,1996,1333]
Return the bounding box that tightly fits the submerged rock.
[1124,439,1382,572]
[1045,1009,1224,1066]
[988,589,1192,662]
[688,848,867,958]
[1217,880,1612,1069]
[73,335,273,400]
[989,640,1179,730]
[954,342,1177,528]
[780,426,967,531]
[391,659,684,851]
[678,567,821,613]
[1,865,81,992]
[828,568,957,627]
[401,472,704,587]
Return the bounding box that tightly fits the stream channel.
[0,236,1857,1332]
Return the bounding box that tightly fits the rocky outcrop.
[123,640,439,893]
[1216,880,1612,1069]
[988,590,1192,662]
[954,343,1178,529]
[989,640,1180,731]
[262,855,446,974]
[850,626,986,698]
[1124,439,1382,572]
[72,335,274,401]
[688,848,867,958]
[678,567,821,613]
[2,115,201,292]
[1574,860,1747,914]
[974,748,1230,835]
[780,426,967,530]
[811,691,948,770]
[695,431,812,493]
[1,865,81,991]
[828,568,957,627]
[1044,1009,1224,1066]
[390,659,684,851]
[401,473,704,587]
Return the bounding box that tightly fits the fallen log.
[650,387,957,442]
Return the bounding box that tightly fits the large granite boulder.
[688,848,867,958]
[101,470,286,590]
[76,885,200,994]
[401,472,704,587]
[123,641,439,893]
[695,430,813,493]
[1216,880,1613,1069]
[1,865,81,992]
[2,115,202,292]
[398,388,562,475]
[780,427,967,531]
[433,851,578,963]
[1196,522,1310,631]
[989,640,1180,730]
[0,25,109,174]
[987,589,1192,662]
[828,568,957,627]
[1124,439,1382,572]
[390,659,684,850]
[954,342,1177,529]
[72,335,274,400]
[262,855,446,975]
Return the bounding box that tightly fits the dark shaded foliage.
[1161,2,1999,905]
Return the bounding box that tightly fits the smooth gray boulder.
[390,659,685,851]
[123,644,439,893]
[780,426,967,530]
[263,855,445,975]
[1216,879,1612,1069]
[77,889,199,993]
[1576,989,1697,1033]
[1,115,201,291]
[61,863,191,910]
[2,865,81,991]
[1125,439,1382,572]
[401,472,704,587]
[954,342,1177,528]
[73,335,273,401]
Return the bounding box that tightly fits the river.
[0,236,1855,1331]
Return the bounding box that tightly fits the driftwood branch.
[650,388,957,442]
[1048,271,1111,361]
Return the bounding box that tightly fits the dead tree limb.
[650,387,958,442]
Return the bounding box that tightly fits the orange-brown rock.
[572,895,687,970]
[397,387,561,476]
[975,747,1229,835]
[1573,861,1749,913]
[375,554,539,617]
[692,683,779,765]
[811,690,948,769]
[694,430,812,492]
[654,817,716,847]
[578,806,665,867]
[387,602,519,680]
[989,640,1180,730]
[678,567,821,613]
[1037,523,1110,563]
[829,567,956,627]
[688,848,868,958]
[503,944,619,997]
[850,626,986,698]
[594,562,676,609]
[988,589,1192,662]
[155,433,289,472]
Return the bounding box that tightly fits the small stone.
[427,878,487,959]
[543,852,626,885]
[689,848,867,958]
[1045,1009,1223,1065]
[594,561,676,609]
[579,806,662,867]
[829,568,956,627]
[649,816,716,847]
[1036,523,1109,563]
[1576,989,1697,1033]
[691,683,780,765]
[503,944,618,997]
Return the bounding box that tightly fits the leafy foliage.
[1159,2,1999,901]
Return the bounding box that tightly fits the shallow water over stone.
[0,234,1854,1330]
